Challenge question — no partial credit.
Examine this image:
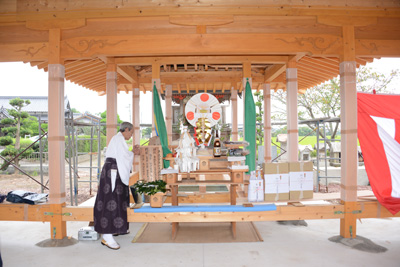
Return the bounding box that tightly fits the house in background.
[73,112,101,125]
[0,96,72,122]
[0,106,11,120]
[0,106,12,137]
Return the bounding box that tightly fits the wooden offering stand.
[162,151,248,239]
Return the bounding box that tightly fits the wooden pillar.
[152,62,161,137]
[231,88,238,141]
[132,87,140,172]
[263,83,272,163]
[286,61,299,162]
[106,58,118,145]
[340,25,358,238]
[165,85,173,145]
[221,105,226,125]
[47,28,66,239]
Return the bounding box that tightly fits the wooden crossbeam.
[1,201,398,223]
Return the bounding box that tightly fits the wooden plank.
[14,4,400,22]
[126,205,345,223]
[138,70,253,84]
[355,39,400,57]
[115,55,289,64]
[356,201,399,219]
[1,201,398,224]
[170,15,234,26]
[61,34,343,59]
[0,42,50,63]
[317,15,378,27]
[26,18,87,30]
[0,204,50,221]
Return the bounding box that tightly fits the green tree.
[71,107,80,113]
[271,65,399,154]
[0,97,33,169]
[8,98,31,150]
[142,127,152,138]
[254,91,264,146]
[99,110,123,134]
[21,116,48,136]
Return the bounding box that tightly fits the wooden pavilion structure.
[0,1,400,240]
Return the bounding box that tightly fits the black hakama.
[94,158,130,234]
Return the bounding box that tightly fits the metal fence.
[23,152,49,163]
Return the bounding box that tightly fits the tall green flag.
[153,82,172,168]
[244,78,256,173]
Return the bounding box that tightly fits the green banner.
[153,82,172,168]
[244,79,256,173]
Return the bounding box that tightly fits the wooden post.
[165,84,173,145]
[263,83,272,163]
[286,60,299,162]
[47,28,66,239]
[231,88,238,141]
[243,62,253,138]
[106,58,118,146]
[340,25,358,238]
[152,62,161,137]
[132,87,140,172]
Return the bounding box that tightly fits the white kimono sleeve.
[105,132,134,186]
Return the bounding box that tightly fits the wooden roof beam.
[300,57,339,72]
[36,61,49,70]
[298,71,330,85]
[359,57,375,63]
[83,80,105,89]
[139,84,146,93]
[297,62,339,77]
[65,59,99,69]
[30,61,46,67]
[264,64,286,83]
[117,65,138,84]
[117,76,131,85]
[256,82,262,92]
[298,68,334,81]
[67,62,105,76]
[138,70,261,84]
[69,72,105,84]
[355,57,371,66]
[116,56,290,66]
[66,60,104,74]
[296,74,322,85]
[66,68,105,80]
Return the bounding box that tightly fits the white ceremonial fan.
[185,93,222,127]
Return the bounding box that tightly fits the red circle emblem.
[200,94,209,102]
[212,112,220,120]
[187,111,195,120]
